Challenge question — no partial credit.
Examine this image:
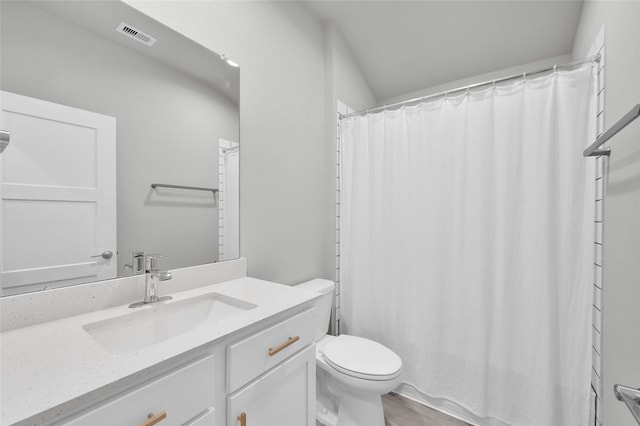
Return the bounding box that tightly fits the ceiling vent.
[116,22,156,47]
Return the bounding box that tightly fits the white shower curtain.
[340,67,595,426]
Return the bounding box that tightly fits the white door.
[227,345,315,426]
[0,91,116,295]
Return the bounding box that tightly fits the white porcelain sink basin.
[83,293,256,355]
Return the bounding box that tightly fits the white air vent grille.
[116,22,156,46]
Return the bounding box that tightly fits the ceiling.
[305,0,584,101]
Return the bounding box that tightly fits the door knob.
[91,250,113,260]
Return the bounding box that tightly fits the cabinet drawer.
[226,308,315,393]
[60,355,215,426]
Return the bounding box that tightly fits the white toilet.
[296,279,402,426]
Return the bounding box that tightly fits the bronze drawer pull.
[268,336,300,356]
[237,412,247,426]
[138,411,167,426]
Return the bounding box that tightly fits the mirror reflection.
[0,1,240,296]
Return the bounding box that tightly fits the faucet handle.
[145,253,166,271]
[124,251,145,275]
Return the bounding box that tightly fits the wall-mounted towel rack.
[614,384,640,424]
[0,129,10,153]
[151,183,218,193]
[584,104,640,157]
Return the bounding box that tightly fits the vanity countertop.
[0,277,319,426]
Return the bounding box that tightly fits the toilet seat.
[322,335,402,381]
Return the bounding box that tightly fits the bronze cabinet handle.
[268,336,300,356]
[237,412,247,426]
[138,411,167,426]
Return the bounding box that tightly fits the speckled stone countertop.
[0,277,319,426]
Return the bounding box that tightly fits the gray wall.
[1,2,239,273]
[126,1,330,284]
[327,25,377,113]
[322,25,377,332]
[573,2,640,425]
[323,24,377,281]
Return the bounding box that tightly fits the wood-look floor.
[317,392,470,426]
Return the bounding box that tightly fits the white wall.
[323,24,376,283]
[322,24,376,333]
[126,1,329,284]
[325,26,377,113]
[1,2,239,274]
[573,2,640,425]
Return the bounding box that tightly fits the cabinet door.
[227,345,315,426]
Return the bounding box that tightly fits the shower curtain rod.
[339,54,601,120]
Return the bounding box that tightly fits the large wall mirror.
[0,1,240,296]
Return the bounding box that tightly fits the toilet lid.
[322,335,402,380]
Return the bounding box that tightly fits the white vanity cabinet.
[226,308,317,426]
[1,276,322,426]
[52,308,316,426]
[58,355,216,426]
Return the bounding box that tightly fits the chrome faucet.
[129,254,173,308]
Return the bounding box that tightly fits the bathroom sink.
[83,293,257,355]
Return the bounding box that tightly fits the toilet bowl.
[295,279,402,426]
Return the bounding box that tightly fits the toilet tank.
[295,279,335,341]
